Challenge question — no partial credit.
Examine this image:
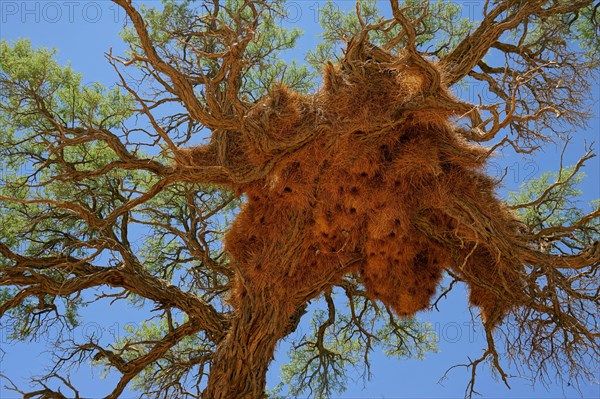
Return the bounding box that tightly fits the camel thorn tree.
[0,1,599,398]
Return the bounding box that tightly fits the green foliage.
[0,37,237,351]
[0,286,82,341]
[120,0,315,100]
[0,40,160,342]
[241,2,316,97]
[572,3,600,62]
[306,0,473,71]
[1,39,133,130]
[95,316,213,393]
[516,3,600,67]
[0,40,138,258]
[509,166,600,250]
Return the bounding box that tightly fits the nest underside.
[182,50,529,323]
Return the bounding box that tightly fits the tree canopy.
[1,1,599,398]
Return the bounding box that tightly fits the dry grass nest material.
[178,43,529,324]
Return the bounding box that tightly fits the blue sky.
[0,1,599,398]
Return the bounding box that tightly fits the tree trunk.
[202,286,296,399]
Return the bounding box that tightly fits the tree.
[0,0,599,398]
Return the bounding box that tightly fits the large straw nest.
[179,43,527,323]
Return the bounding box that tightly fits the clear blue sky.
[1,1,598,398]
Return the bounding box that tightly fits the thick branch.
[439,0,594,85]
[112,0,242,130]
[0,243,228,342]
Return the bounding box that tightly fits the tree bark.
[202,286,296,399]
